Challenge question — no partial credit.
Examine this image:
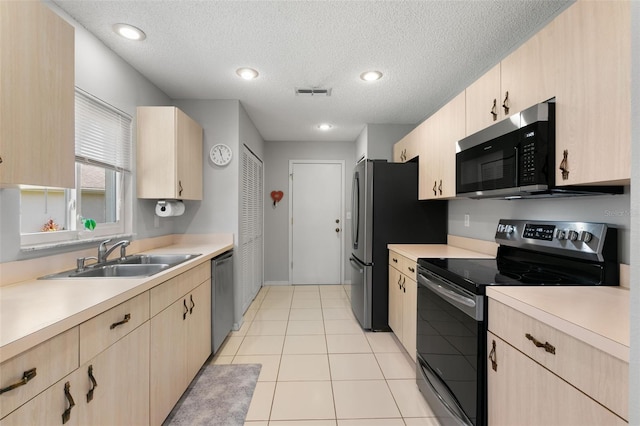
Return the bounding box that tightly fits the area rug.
[164,364,262,426]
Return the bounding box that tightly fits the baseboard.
[264,281,290,286]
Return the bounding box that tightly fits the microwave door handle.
[514,146,519,187]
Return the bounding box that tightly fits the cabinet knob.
[491,99,498,121]
[559,150,569,180]
[502,91,510,115]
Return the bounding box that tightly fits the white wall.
[264,140,356,284]
[354,123,415,162]
[448,191,632,264]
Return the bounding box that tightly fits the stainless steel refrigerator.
[349,159,447,330]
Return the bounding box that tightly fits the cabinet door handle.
[402,276,406,293]
[189,294,195,314]
[86,365,98,403]
[438,180,442,195]
[559,149,569,180]
[408,266,415,274]
[110,313,131,330]
[432,181,437,196]
[502,91,510,115]
[525,333,556,354]
[183,299,188,320]
[0,155,3,164]
[0,368,37,395]
[489,339,498,371]
[490,99,498,121]
[392,257,398,263]
[398,275,403,289]
[62,381,75,424]
[178,180,184,196]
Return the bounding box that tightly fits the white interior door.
[290,161,343,284]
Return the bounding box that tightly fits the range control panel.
[494,219,613,261]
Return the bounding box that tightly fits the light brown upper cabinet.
[0,2,75,188]
[393,127,420,163]
[553,0,631,186]
[137,106,203,200]
[465,64,502,137]
[466,24,558,139]
[419,92,465,200]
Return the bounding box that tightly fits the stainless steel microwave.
[455,101,622,199]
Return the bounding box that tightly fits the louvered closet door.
[240,146,264,314]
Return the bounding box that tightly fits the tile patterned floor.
[211,284,440,426]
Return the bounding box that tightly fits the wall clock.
[210,143,233,166]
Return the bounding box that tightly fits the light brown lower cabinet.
[388,251,417,362]
[1,323,149,426]
[487,332,625,426]
[150,278,212,425]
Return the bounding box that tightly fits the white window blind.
[75,88,132,171]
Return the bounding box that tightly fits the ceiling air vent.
[295,88,332,97]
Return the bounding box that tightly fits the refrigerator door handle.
[349,257,363,273]
[351,171,360,249]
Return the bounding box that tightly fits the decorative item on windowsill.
[41,219,61,232]
[81,217,96,231]
[270,190,284,208]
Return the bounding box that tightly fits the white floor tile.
[233,354,281,382]
[321,298,351,309]
[278,354,331,381]
[216,336,244,357]
[247,320,288,336]
[291,298,322,308]
[283,335,328,354]
[332,380,401,419]
[254,309,290,321]
[269,421,336,426]
[245,381,276,421]
[210,355,233,365]
[324,319,364,335]
[237,335,286,355]
[260,298,293,310]
[375,352,416,379]
[329,353,384,380]
[244,421,268,426]
[326,334,372,354]
[365,332,403,353]
[270,381,335,420]
[402,417,442,425]
[322,308,355,320]
[289,308,323,321]
[337,419,404,426]
[386,380,437,418]
[287,320,325,335]
[230,320,251,337]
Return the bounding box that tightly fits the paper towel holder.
[155,200,185,217]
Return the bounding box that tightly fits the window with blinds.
[240,145,264,313]
[20,89,132,247]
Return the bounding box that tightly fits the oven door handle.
[418,273,475,308]
[417,269,483,321]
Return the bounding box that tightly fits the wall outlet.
[464,214,470,227]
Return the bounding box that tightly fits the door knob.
[335,228,340,233]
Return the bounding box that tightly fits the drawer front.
[388,251,402,271]
[0,327,79,418]
[150,262,211,317]
[79,292,150,365]
[488,299,628,420]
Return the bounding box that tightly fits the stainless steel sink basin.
[70,264,170,278]
[39,253,201,279]
[119,254,200,266]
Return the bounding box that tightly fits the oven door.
[456,129,519,198]
[416,267,485,426]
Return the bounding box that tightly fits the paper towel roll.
[155,200,185,217]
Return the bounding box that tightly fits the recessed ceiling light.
[360,71,383,82]
[112,23,146,41]
[317,123,332,131]
[236,67,259,80]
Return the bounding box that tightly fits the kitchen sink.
[119,254,200,266]
[40,253,201,279]
[70,264,170,278]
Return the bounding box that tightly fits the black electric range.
[415,219,619,426]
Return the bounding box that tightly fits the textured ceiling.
[53,0,572,142]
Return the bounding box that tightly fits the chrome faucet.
[98,239,130,263]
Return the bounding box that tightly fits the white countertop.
[487,286,630,362]
[387,243,495,261]
[0,234,233,363]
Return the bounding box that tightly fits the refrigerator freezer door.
[349,256,371,329]
[351,159,373,264]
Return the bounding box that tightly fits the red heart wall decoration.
[270,190,284,203]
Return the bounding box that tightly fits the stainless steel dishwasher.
[211,250,234,354]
